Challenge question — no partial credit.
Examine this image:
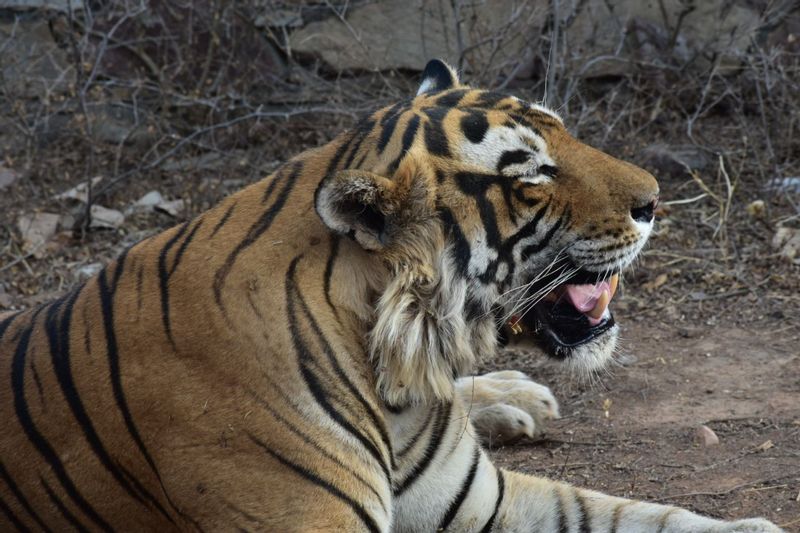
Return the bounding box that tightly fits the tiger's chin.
[503,270,621,376]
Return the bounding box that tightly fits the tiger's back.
[0,140,394,530]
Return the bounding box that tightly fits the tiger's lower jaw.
[514,304,618,373]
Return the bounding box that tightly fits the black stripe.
[246,389,386,511]
[387,113,420,173]
[528,109,562,129]
[135,264,144,313]
[285,258,392,481]
[157,222,189,348]
[377,109,403,154]
[396,409,434,457]
[496,150,531,172]
[261,165,287,203]
[11,307,113,532]
[461,111,489,144]
[40,478,88,532]
[435,89,469,108]
[611,502,627,532]
[380,101,404,126]
[502,200,551,252]
[210,202,236,238]
[574,491,591,533]
[99,261,196,529]
[554,489,568,533]
[325,136,354,175]
[0,462,50,531]
[0,496,30,532]
[30,362,45,408]
[520,215,564,260]
[214,160,303,311]
[478,469,505,533]
[438,207,471,277]
[44,269,174,522]
[384,402,405,414]
[169,219,203,277]
[341,120,375,169]
[0,312,19,341]
[655,508,677,533]
[289,265,394,470]
[423,108,451,157]
[322,235,340,320]
[438,446,480,531]
[394,401,452,496]
[247,434,381,533]
[475,91,511,109]
[539,164,559,178]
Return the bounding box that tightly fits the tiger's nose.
[630,197,658,223]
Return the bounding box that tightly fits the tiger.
[0,59,782,532]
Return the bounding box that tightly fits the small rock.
[54,176,103,203]
[0,165,18,189]
[77,262,103,279]
[135,190,164,208]
[17,212,60,257]
[677,327,701,338]
[58,213,75,231]
[155,199,185,217]
[89,205,125,229]
[695,425,719,447]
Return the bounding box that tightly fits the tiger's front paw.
[455,370,559,446]
[716,518,785,533]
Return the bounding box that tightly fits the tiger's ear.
[417,59,461,95]
[315,169,403,251]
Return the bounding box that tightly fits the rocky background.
[0,1,799,528]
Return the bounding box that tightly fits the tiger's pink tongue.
[563,279,614,326]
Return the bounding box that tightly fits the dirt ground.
[486,319,800,531]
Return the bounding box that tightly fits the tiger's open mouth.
[506,270,619,358]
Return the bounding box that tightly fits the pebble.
[695,425,719,447]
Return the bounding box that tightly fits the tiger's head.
[315,60,658,405]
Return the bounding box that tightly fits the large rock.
[287,0,784,76]
[0,18,72,98]
[0,0,83,10]
[288,1,544,72]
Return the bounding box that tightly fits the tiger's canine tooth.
[610,274,619,298]
[587,289,610,320]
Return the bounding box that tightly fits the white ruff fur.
[369,252,496,406]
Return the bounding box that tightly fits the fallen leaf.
[745,200,765,219]
[643,273,668,291]
[755,439,774,452]
[602,398,612,418]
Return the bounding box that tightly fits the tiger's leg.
[456,370,559,445]
[391,398,782,533]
